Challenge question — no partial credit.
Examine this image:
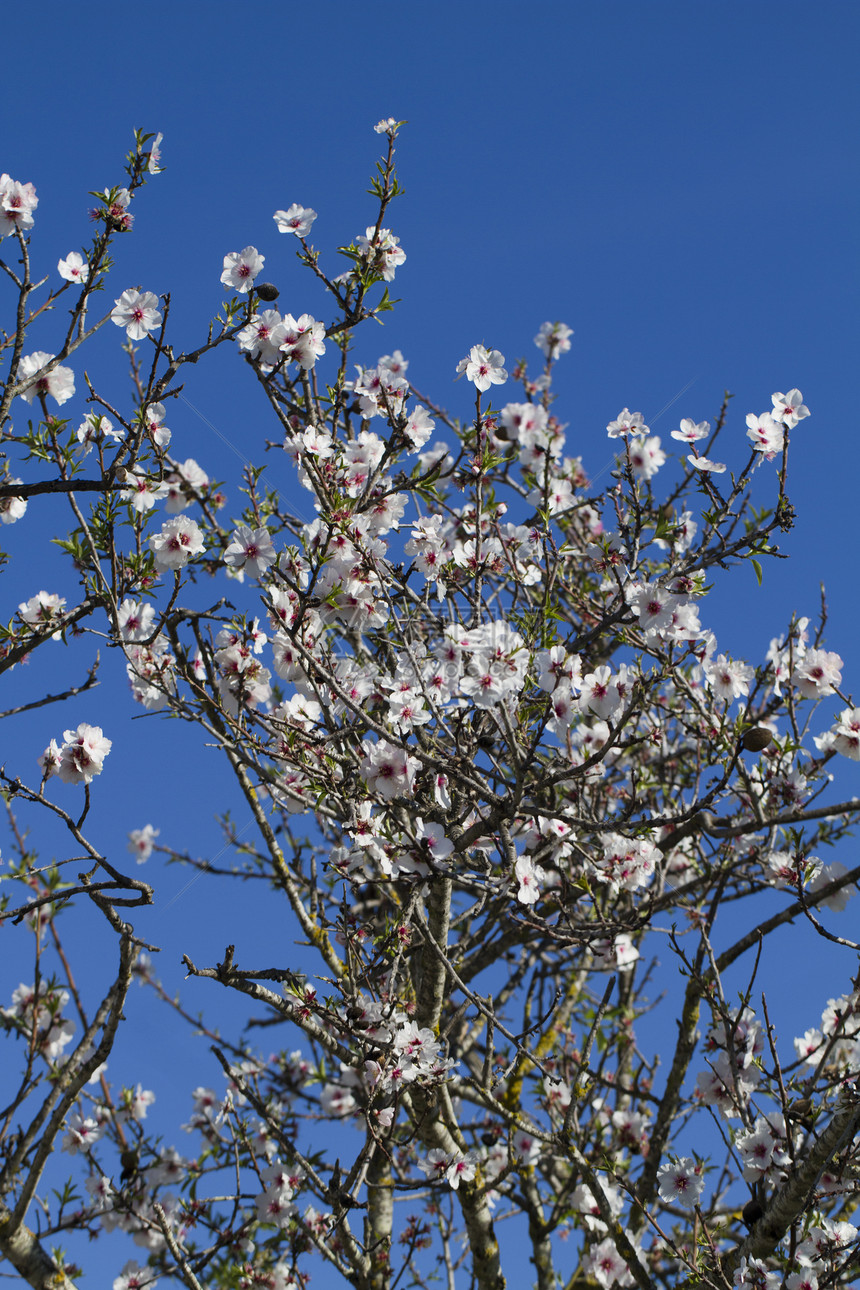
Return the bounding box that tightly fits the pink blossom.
[62,1110,105,1156]
[75,412,122,457]
[792,648,843,699]
[593,833,659,894]
[0,173,38,237]
[273,204,317,237]
[18,591,66,635]
[111,289,162,340]
[98,185,133,231]
[360,739,420,800]
[0,479,26,524]
[534,321,573,358]
[627,582,679,635]
[672,418,709,444]
[808,861,854,912]
[112,1260,154,1290]
[629,434,666,479]
[585,1237,630,1289]
[2,983,74,1059]
[279,313,326,369]
[831,707,860,760]
[580,665,623,720]
[128,824,159,863]
[38,740,63,779]
[771,388,809,428]
[18,351,75,406]
[221,245,264,294]
[164,457,209,512]
[515,854,547,904]
[117,598,156,641]
[356,226,406,280]
[785,1273,818,1290]
[688,453,727,473]
[237,309,285,366]
[706,654,754,703]
[746,411,784,457]
[146,132,164,173]
[139,401,171,450]
[57,723,112,785]
[536,645,582,694]
[121,470,169,513]
[416,1148,478,1190]
[319,1083,357,1116]
[592,934,640,972]
[404,404,435,449]
[224,524,276,578]
[457,345,508,393]
[149,516,205,572]
[656,1156,703,1208]
[733,1257,780,1288]
[58,252,89,284]
[607,407,648,439]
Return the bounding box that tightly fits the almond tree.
[2,125,860,1290]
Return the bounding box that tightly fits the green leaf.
[751,558,763,587]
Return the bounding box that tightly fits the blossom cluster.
[696,1006,765,1117]
[2,982,75,1060]
[39,723,112,785]
[237,307,326,370]
[0,171,38,238]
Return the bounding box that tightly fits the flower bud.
[741,726,773,753]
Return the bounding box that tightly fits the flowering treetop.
[1,125,859,1290]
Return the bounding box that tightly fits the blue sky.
[2,2,860,1284]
